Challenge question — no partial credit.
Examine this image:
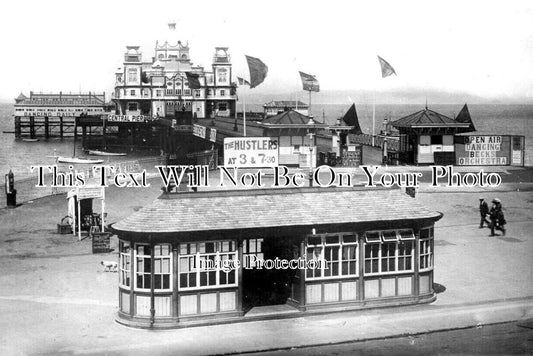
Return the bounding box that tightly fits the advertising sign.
[193,124,216,143]
[193,124,206,139]
[223,137,279,167]
[77,186,104,200]
[106,114,156,122]
[455,135,510,166]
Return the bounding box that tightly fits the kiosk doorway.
[242,236,299,312]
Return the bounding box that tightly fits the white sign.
[224,137,279,167]
[106,114,156,122]
[77,186,104,200]
[193,124,206,139]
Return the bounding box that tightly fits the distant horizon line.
[0,100,531,106]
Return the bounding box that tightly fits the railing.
[350,134,400,151]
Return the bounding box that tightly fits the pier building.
[13,92,107,138]
[112,25,237,120]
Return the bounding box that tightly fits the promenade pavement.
[0,166,532,355]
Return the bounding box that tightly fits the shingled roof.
[112,187,441,235]
[390,107,470,128]
[261,110,322,125]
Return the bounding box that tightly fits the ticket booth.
[390,106,471,165]
[112,186,442,329]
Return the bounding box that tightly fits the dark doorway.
[242,236,297,311]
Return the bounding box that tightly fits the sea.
[1,102,532,179]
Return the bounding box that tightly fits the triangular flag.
[377,55,397,78]
[237,77,251,86]
[341,104,362,134]
[185,72,202,89]
[245,55,268,88]
[299,71,320,92]
[455,104,476,132]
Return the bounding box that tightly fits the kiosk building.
[112,186,442,328]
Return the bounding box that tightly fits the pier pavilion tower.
[112,25,237,120]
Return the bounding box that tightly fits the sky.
[1,0,532,103]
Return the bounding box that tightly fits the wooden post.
[299,240,306,308]
[129,243,135,316]
[81,125,86,150]
[77,196,82,240]
[358,233,365,301]
[44,116,49,139]
[59,116,64,138]
[30,116,35,138]
[414,229,420,298]
[15,117,21,138]
[172,246,178,318]
[102,116,107,150]
[150,240,155,327]
[237,238,243,314]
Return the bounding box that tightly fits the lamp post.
[307,117,316,187]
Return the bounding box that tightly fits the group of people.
[479,197,506,236]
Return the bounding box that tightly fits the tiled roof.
[15,93,28,101]
[390,107,469,128]
[262,110,323,125]
[113,187,441,234]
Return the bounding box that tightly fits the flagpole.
[243,86,246,136]
[372,89,376,147]
[308,89,312,118]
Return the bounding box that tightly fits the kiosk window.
[364,229,415,275]
[306,233,358,280]
[419,227,434,271]
[243,238,264,268]
[431,135,443,145]
[119,241,131,288]
[178,240,237,290]
[134,243,172,291]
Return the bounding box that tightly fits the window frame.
[178,240,238,291]
[419,227,434,272]
[133,243,173,292]
[305,233,358,281]
[363,229,415,276]
[119,240,131,288]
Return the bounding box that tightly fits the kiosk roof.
[113,187,441,234]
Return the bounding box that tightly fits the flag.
[237,77,250,86]
[185,72,202,89]
[341,104,362,134]
[245,55,268,88]
[455,104,476,132]
[299,71,320,92]
[377,55,396,78]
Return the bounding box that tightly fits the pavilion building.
[113,24,237,119]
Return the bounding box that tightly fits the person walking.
[479,197,490,228]
[489,198,506,236]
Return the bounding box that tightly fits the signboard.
[340,145,362,167]
[193,124,206,139]
[92,232,111,254]
[106,114,157,122]
[224,137,279,167]
[193,124,217,142]
[77,186,104,200]
[208,128,217,143]
[455,135,510,166]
